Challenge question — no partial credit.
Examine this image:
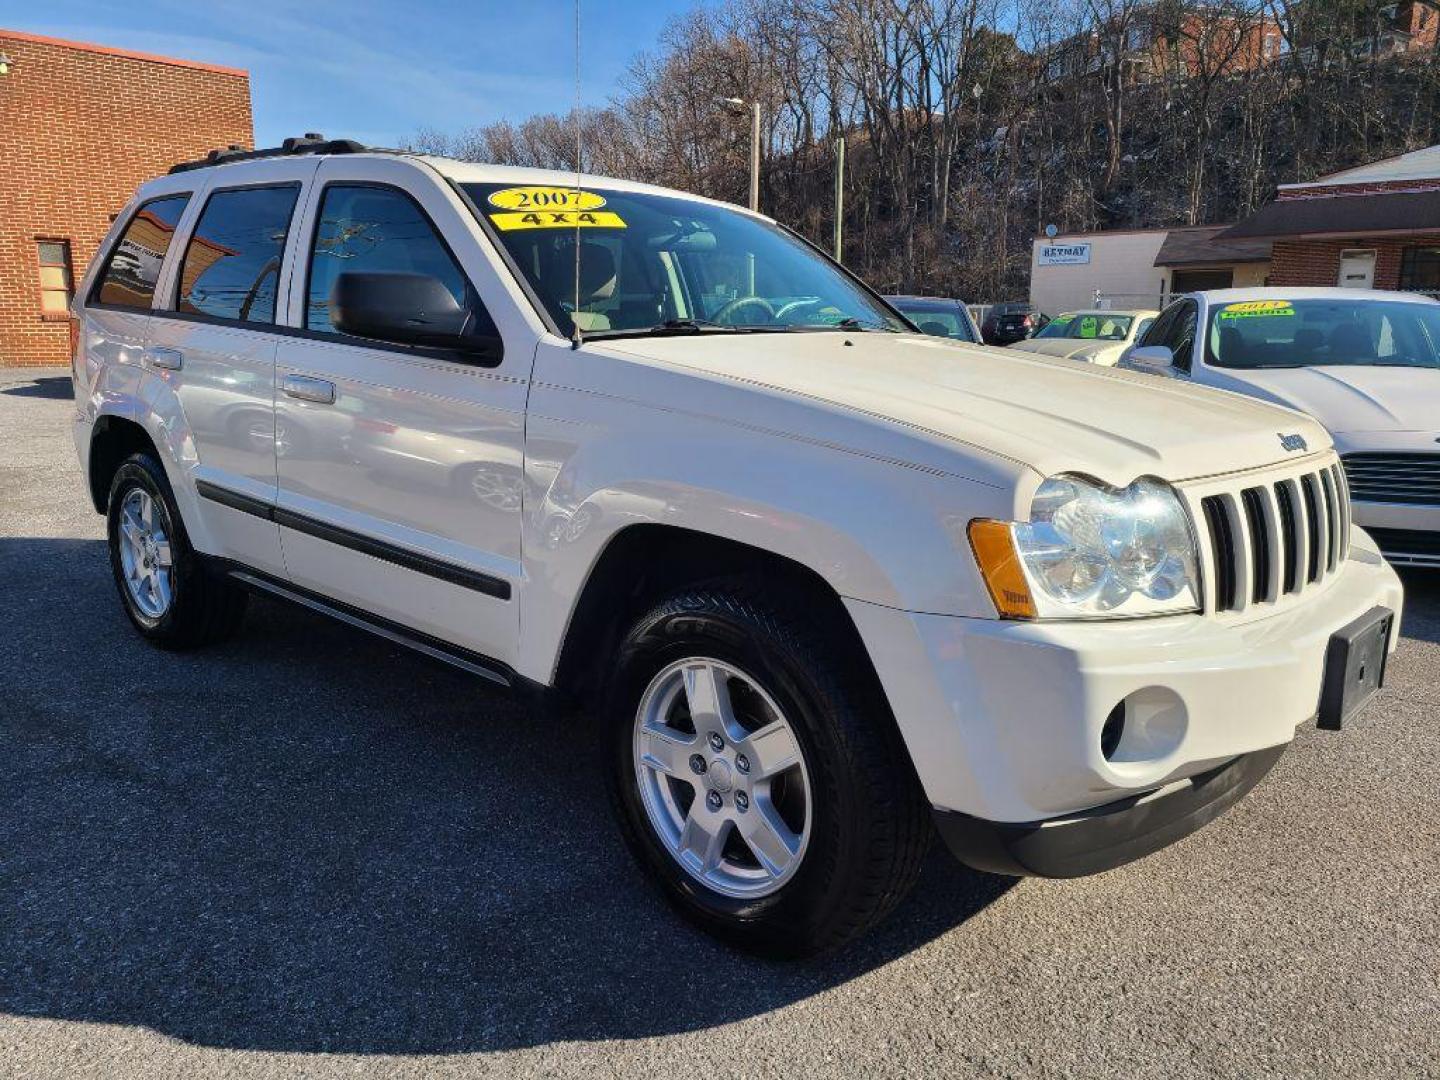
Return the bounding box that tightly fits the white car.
[1122,288,1440,568]
[1007,308,1158,366]
[69,141,1402,956]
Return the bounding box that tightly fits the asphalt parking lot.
[1,366,1437,1079]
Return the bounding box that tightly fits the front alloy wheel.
[634,657,812,899]
[607,581,930,957]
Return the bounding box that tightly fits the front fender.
[515,396,1020,685]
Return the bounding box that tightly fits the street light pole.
[719,97,762,213]
[748,100,761,213]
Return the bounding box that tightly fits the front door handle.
[282,374,336,405]
[142,346,183,371]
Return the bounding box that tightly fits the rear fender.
[88,362,215,552]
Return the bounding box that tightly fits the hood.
[1008,338,1126,364]
[603,333,1330,486]
[1209,364,1440,434]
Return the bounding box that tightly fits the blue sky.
[3,0,699,147]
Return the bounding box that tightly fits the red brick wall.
[0,30,252,367]
[1267,234,1440,288]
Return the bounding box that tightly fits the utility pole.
[833,136,846,262]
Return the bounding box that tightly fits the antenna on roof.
[570,0,585,351]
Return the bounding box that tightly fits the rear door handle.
[142,346,183,371]
[282,374,336,405]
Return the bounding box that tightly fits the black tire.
[605,579,930,958]
[106,452,248,649]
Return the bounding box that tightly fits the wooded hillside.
[412,0,1440,302]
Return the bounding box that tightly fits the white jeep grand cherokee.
[70,138,1403,956]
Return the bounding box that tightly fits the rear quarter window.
[93,194,191,309]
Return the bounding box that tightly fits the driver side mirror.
[1126,344,1176,375]
[330,272,502,361]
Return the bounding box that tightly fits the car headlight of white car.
[970,475,1201,619]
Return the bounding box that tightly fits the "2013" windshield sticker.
[487,186,608,211]
[489,210,627,231]
[1219,300,1295,320]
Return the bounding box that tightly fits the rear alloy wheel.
[106,452,248,649]
[115,486,175,621]
[607,582,929,957]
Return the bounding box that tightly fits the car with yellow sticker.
[1121,287,1440,568]
[1006,308,1158,366]
[69,142,1403,957]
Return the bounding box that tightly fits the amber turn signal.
[968,519,1037,619]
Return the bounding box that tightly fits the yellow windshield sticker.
[1219,300,1295,320]
[489,210,626,231]
[487,186,608,212]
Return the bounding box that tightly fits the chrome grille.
[1341,452,1440,506]
[1194,460,1350,615]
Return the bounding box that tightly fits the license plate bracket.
[1317,606,1393,731]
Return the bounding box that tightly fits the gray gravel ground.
[1,366,1437,1079]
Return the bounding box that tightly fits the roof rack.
[168,133,376,174]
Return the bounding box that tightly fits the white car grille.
[1341,452,1440,507]
[1180,456,1351,616]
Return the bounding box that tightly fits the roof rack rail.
[168,133,376,174]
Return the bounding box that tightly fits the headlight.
[970,475,1201,619]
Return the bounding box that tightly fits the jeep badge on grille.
[1279,433,1308,453]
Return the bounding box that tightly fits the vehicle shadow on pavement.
[1397,569,1439,644]
[0,376,73,400]
[0,537,1013,1055]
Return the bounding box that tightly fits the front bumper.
[1352,501,1440,567]
[846,532,1403,827]
[933,743,1286,877]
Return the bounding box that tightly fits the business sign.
[1038,242,1091,266]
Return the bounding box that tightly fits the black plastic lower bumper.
[933,743,1288,878]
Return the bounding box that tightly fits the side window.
[305,184,494,339]
[94,194,190,309]
[1140,305,1177,348]
[1166,300,1200,373]
[177,185,300,324]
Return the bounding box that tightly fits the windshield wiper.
[647,318,739,335]
[800,316,898,334]
[589,318,777,340]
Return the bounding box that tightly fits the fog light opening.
[1100,702,1126,761]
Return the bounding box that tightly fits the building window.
[38,240,74,318]
[1399,246,1440,294]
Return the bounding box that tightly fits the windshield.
[889,299,976,342]
[462,182,906,338]
[1206,297,1440,369]
[1035,312,1136,341]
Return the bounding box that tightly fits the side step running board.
[228,570,513,688]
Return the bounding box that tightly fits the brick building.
[0,29,252,366]
[1221,146,1440,295]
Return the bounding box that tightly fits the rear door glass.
[176,185,300,324]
